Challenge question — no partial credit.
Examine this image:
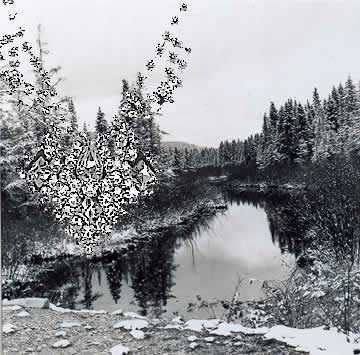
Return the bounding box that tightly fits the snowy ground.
[2,298,360,354]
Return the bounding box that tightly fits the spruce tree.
[95,107,108,134]
[68,98,79,133]
[173,148,183,169]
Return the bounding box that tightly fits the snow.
[184,319,222,332]
[187,335,198,342]
[113,319,149,330]
[123,311,147,319]
[52,340,71,348]
[210,323,269,336]
[55,331,67,337]
[2,305,22,311]
[264,325,359,355]
[182,318,359,354]
[16,311,30,317]
[3,297,49,309]
[49,303,107,314]
[130,329,145,339]
[171,316,184,324]
[189,342,198,349]
[110,227,138,243]
[2,323,17,334]
[110,344,130,355]
[203,337,215,343]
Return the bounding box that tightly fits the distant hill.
[161,141,203,151]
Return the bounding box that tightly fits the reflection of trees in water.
[126,233,176,317]
[224,173,360,265]
[3,209,220,315]
[78,261,103,310]
[223,189,309,258]
[105,258,126,304]
[35,261,82,309]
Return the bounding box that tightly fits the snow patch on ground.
[123,312,147,319]
[178,318,360,354]
[50,303,107,314]
[16,311,30,317]
[2,323,17,334]
[110,344,130,354]
[52,339,71,348]
[187,335,198,342]
[130,329,145,339]
[184,319,222,332]
[113,319,149,330]
[110,227,138,243]
[210,323,269,336]
[3,305,22,311]
[264,325,360,355]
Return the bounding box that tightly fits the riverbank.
[224,181,305,193]
[28,198,227,263]
[3,298,360,354]
[2,298,307,354]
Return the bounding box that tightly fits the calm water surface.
[85,198,294,318]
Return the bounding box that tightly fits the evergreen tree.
[294,103,310,163]
[95,107,108,134]
[173,148,183,169]
[184,148,192,168]
[68,98,79,133]
[82,122,91,139]
[312,88,330,160]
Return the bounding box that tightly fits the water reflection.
[2,190,301,318]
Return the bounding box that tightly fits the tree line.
[162,76,360,172]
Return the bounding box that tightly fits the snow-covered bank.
[26,199,227,261]
[2,298,360,354]
[226,181,306,193]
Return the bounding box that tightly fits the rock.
[110,344,130,355]
[3,298,49,309]
[203,336,215,343]
[189,342,198,349]
[2,305,22,311]
[130,329,145,339]
[187,335,198,342]
[55,331,67,337]
[52,339,71,348]
[58,320,81,328]
[2,323,17,334]
[111,309,124,315]
[114,319,148,330]
[16,311,30,317]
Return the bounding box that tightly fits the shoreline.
[2,298,307,355]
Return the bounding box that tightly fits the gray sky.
[5,0,360,147]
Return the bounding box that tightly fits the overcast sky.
[4,0,360,147]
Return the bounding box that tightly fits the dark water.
[70,191,295,319]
